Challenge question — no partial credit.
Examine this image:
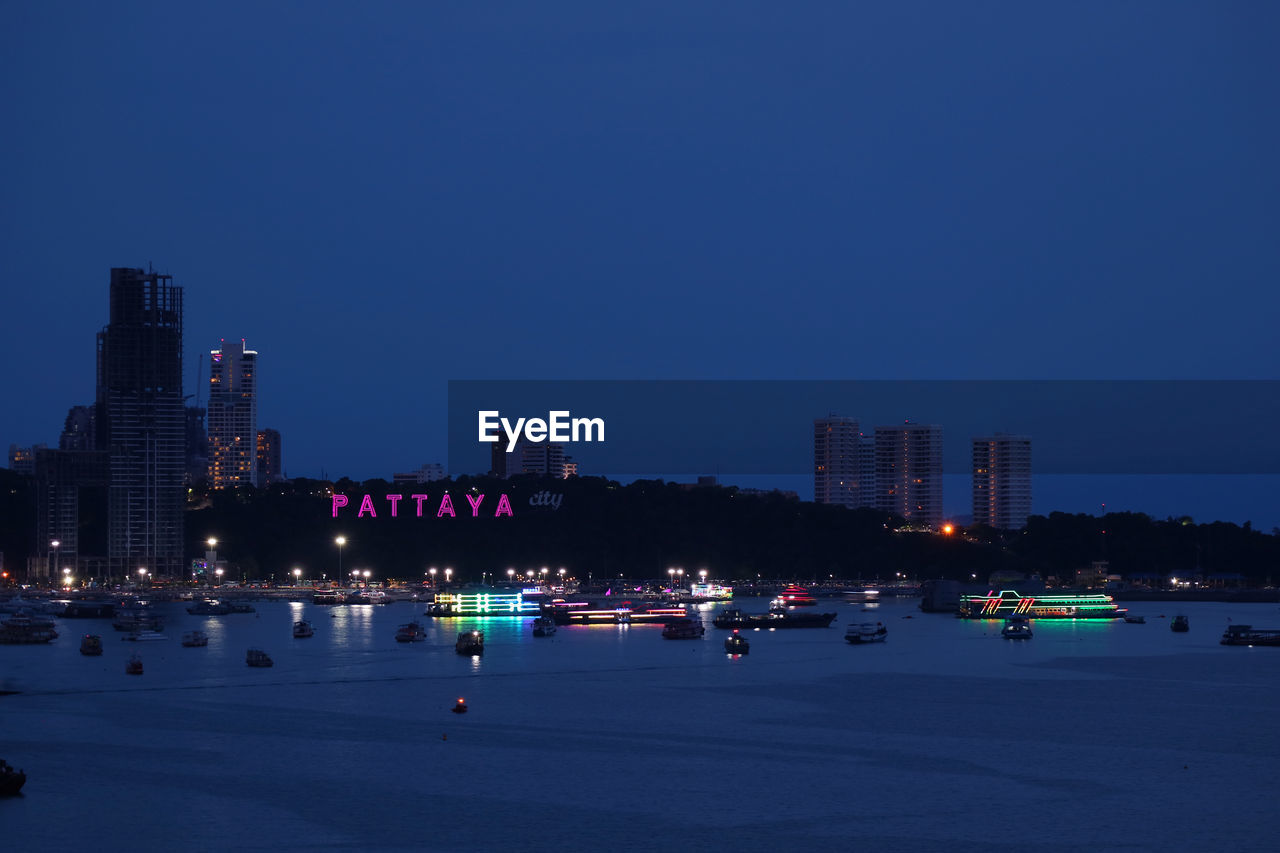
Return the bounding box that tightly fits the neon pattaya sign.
[331,493,514,518]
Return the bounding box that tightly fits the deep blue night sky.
[2,3,1277,522]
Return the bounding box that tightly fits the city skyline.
[3,4,1278,528]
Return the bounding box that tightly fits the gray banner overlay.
[447,380,1279,477]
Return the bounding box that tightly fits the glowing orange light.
[942,523,955,535]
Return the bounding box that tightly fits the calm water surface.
[3,597,1278,852]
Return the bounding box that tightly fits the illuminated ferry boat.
[432,589,540,617]
[957,590,1126,620]
[688,583,734,601]
[546,601,689,626]
[775,585,818,607]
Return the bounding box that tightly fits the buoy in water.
[452,697,468,714]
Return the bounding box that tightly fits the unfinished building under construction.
[96,267,186,580]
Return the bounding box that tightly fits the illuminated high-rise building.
[972,434,1032,529]
[874,421,944,528]
[814,415,867,508]
[206,339,258,489]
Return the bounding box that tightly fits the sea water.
[2,597,1278,852]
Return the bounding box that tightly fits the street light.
[429,568,437,585]
[293,567,302,586]
[51,540,60,581]
[668,567,675,591]
[206,537,218,585]
[335,536,346,587]
[507,568,515,584]
[699,569,708,583]
[363,569,371,586]
[62,567,72,588]
[137,568,148,587]
[444,568,452,584]
[215,568,224,585]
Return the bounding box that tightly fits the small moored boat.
[0,759,26,796]
[724,630,749,654]
[1001,616,1033,639]
[246,648,274,667]
[80,634,104,656]
[181,631,209,647]
[394,620,425,643]
[1171,614,1190,633]
[123,629,168,642]
[845,622,888,644]
[187,600,231,615]
[125,654,144,675]
[661,618,705,639]
[532,616,557,637]
[0,613,59,644]
[455,630,484,656]
[1124,614,1146,624]
[293,620,315,639]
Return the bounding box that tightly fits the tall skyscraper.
[207,339,258,489]
[96,267,185,578]
[813,415,863,508]
[972,434,1032,529]
[874,421,944,528]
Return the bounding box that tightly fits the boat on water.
[845,622,888,644]
[455,630,484,655]
[123,629,167,642]
[661,618,705,639]
[394,620,425,643]
[1220,625,1280,647]
[62,600,116,618]
[775,585,818,607]
[246,648,274,667]
[712,608,836,630]
[125,654,144,675]
[112,610,163,632]
[181,631,209,647]
[0,759,26,796]
[724,630,749,654]
[0,613,59,644]
[311,589,346,605]
[187,600,231,615]
[349,589,388,605]
[1124,614,1146,624]
[1171,614,1190,633]
[959,589,1125,620]
[1001,616,1033,639]
[293,620,315,639]
[80,634,104,655]
[532,616,557,637]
